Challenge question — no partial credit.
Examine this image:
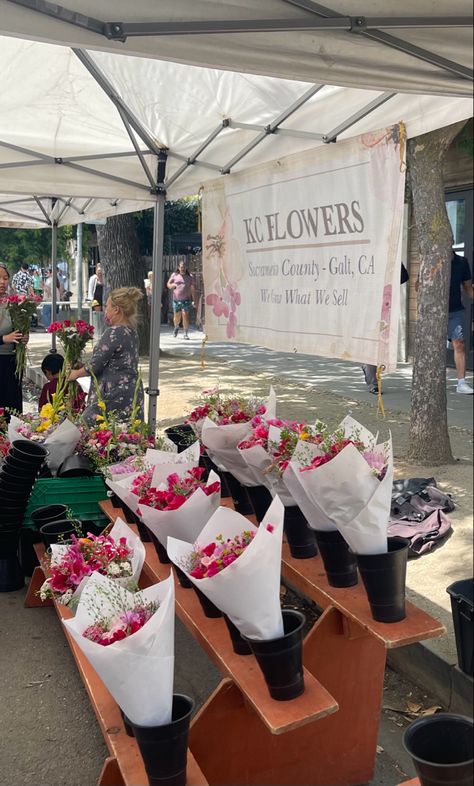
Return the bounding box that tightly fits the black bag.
[391,477,455,522]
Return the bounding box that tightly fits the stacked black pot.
[0,439,48,592]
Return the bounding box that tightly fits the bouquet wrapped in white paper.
[40,518,146,606]
[8,414,81,474]
[288,417,392,554]
[167,496,285,639]
[64,572,175,725]
[106,441,202,510]
[200,387,277,486]
[106,437,180,481]
[138,466,221,548]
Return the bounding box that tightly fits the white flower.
[107,562,122,577]
[57,589,74,606]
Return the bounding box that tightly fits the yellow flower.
[300,430,309,441]
[98,400,106,412]
[95,414,105,422]
[40,403,55,420]
[133,419,142,427]
[36,420,52,432]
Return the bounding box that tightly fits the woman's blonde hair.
[109,286,143,328]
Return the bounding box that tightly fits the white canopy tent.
[0,0,472,96]
[0,5,472,425]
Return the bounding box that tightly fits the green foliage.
[452,119,473,159]
[0,225,75,271]
[134,198,199,255]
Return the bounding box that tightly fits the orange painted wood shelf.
[25,542,207,786]
[95,498,444,786]
[397,780,420,785]
[281,543,445,649]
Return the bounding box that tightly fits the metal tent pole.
[147,195,165,430]
[50,218,58,352]
[75,222,83,320]
[147,152,167,430]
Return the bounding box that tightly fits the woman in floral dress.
[69,287,144,425]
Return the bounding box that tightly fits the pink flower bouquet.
[137,466,221,548]
[285,416,393,554]
[237,419,326,505]
[200,387,277,485]
[64,572,175,726]
[167,496,285,639]
[39,518,146,605]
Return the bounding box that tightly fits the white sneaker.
[456,379,474,394]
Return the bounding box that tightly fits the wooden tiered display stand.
[25,497,443,786]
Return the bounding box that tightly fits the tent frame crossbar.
[0,203,49,224]
[5,0,472,83]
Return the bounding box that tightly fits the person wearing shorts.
[167,261,196,340]
[448,252,473,394]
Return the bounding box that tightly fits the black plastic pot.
[108,491,122,509]
[0,467,37,485]
[193,585,222,618]
[164,424,195,449]
[57,454,95,477]
[18,528,42,576]
[135,518,152,543]
[120,708,134,738]
[31,504,69,528]
[4,454,40,475]
[0,527,24,592]
[173,565,193,589]
[354,537,409,623]
[403,713,473,786]
[313,529,358,588]
[39,519,81,548]
[246,484,274,523]
[148,529,171,564]
[222,472,255,515]
[284,506,318,559]
[243,609,305,701]
[223,614,252,655]
[446,578,473,677]
[127,694,194,786]
[11,439,48,462]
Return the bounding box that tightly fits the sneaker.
[369,386,382,395]
[183,333,190,340]
[456,379,474,394]
[173,327,179,337]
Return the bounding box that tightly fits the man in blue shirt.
[448,252,473,394]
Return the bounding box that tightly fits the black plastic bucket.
[447,578,473,677]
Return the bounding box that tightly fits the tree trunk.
[407,120,467,465]
[96,215,150,354]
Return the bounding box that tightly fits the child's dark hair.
[41,353,64,376]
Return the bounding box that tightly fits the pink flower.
[206,293,230,318]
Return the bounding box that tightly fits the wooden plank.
[101,500,339,735]
[27,539,207,786]
[142,545,338,735]
[397,780,420,786]
[281,544,445,649]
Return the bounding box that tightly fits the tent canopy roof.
[1,0,472,96]
[0,3,472,226]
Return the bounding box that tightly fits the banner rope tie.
[376,364,386,419]
[200,334,208,369]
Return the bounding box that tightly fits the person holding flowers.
[0,263,30,415]
[68,287,144,425]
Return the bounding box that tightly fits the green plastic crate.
[23,476,109,531]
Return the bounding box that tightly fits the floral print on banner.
[205,220,241,339]
[84,324,143,425]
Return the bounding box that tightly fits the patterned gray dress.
[83,324,144,425]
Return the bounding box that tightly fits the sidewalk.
[26,328,474,712]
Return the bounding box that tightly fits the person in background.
[11,262,33,297]
[167,261,196,340]
[68,287,144,425]
[448,251,473,394]
[0,263,29,415]
[42,269,61,330]
[88,263,105,339]
[38,352,64,410]
[145,271,153,319]
[362,262,409,394]
[32,268,43,297]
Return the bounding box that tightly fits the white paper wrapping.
[8,415,80,474]
[138,470,221,547]
[64,572,175,726]
[167,496,285,640]
[200,387,276,485]
[292,433,393,554]
[50,517,146,603]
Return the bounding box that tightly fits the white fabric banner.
[202,126,406,371]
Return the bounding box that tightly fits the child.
[38,353,64,410]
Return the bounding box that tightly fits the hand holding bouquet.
[0,293,42,377]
